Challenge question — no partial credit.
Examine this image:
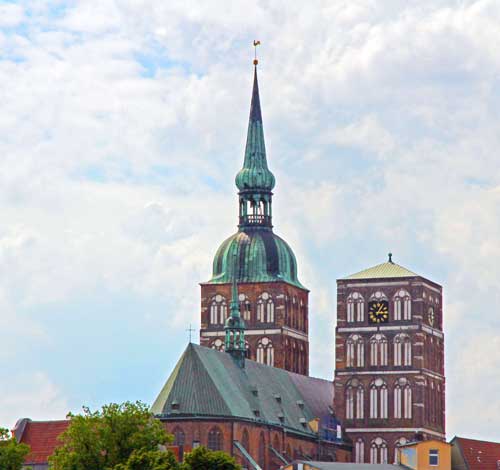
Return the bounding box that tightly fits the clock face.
[428,307,435,326]
[368,300,389,324]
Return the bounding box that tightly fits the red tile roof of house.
[15,419,70,464]
[454,436,500,470]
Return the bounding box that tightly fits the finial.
[253,40,261,65]
[388,252,393,263]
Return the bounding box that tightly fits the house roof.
[343,261,418,280]
[293,462,404,470]
[452,436,500,470]
[151,343,336,439]
[13,419,69,464]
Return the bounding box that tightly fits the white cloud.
[0,372,69,427]
[0,4,24,28]
[0,0,499,441]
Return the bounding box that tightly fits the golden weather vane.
[253,40,261,65]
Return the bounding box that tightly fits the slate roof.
[343,261,418,280]
[152,344,335,438]
[452,436,500,470]
[13,419,69,464]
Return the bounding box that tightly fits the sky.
[1,0,500,442]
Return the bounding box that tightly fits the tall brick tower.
[334,255,445,464]
[199,61,309,375]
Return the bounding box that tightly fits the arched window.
[207,427,223,451]
[241,429,250,452]
[346,334,364,367]
[356,384,364,419]
[258,432,266,468]
[370,437,388,464]
[257,292,274,323]
[393,289,411,321]
[210,295,227,325]
[238,294,251,321]
[394,378,412,419]
[370,379,388,419]
[355,438,365,463]
[256,337,274,366]
[394,334,412,366]
[404,383,412,419]
[347,292,364,322]
[346,379,364,419]
[370,334,388,366]
[173,427,185,446]
[245,340,251,359]
[346,385,354,419]
[211,338,224,351]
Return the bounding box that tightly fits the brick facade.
[163,418,351,470]
[200,281,309,375]
[333,276,445,464]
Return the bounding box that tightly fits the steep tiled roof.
[453,436,500,470]
[16,419,69,464]
[343,261,417,280]
[152,344,336,438]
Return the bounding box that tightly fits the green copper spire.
[224,254,246,367]
[206,56,307,291]
[235,63,275,230]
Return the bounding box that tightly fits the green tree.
[182,446,241,470]
[0,428,31,470]
[115,448,178,470]
[49,401,177,470]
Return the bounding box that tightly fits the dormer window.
[274,394,282,403]
[296,400,304,408]
[171,400,180,411]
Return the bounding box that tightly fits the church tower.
[200,61,309,375]
[334,255,445,464]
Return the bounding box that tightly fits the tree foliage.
[49,401,175,470]
[181,446,241,470]
[0,428,31,470]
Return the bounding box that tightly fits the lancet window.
[394,334,412,366]
[207,427,223,451]
[370,378,388,419]
[355,439,365,463]
[370,437,388,464]
[347,292,364,322]
[346,379,364,419]
[257,292,274,323]
[370,334,388,366]
[238,293,251,321]
[394,289,411,320]
[346,334,364,367]
[209,295,227,325]
[394,378,412,419]
[256,337,274,366]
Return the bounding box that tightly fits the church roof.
[13,418,70,465]
[151,344,334,438]
[207,230,305,289]
[343,260,418,280]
